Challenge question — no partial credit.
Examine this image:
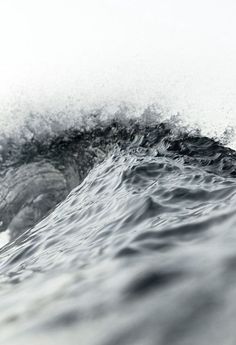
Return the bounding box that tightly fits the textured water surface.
[0,119,236,344]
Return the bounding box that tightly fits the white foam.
[0,230,10,249]
[0,0,236,145]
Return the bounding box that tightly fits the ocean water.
[1,1,236,344]
[1,118,236,345]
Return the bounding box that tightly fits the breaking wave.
[0,113,236,344]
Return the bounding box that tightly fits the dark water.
[1,119,236,344]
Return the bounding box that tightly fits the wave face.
[1,119,236,344]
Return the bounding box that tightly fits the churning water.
[1,1,236,344]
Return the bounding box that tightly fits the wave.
[1,1,236,343]
[0,117,235,239]
[1,116,236,344]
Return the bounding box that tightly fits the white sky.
[0,0,236,140]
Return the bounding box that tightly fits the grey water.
[0,118,236,345]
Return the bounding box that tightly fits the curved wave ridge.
[0,119,236,344]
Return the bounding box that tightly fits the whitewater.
[1,1,236,344]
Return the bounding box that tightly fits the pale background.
[0,0,235,144]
